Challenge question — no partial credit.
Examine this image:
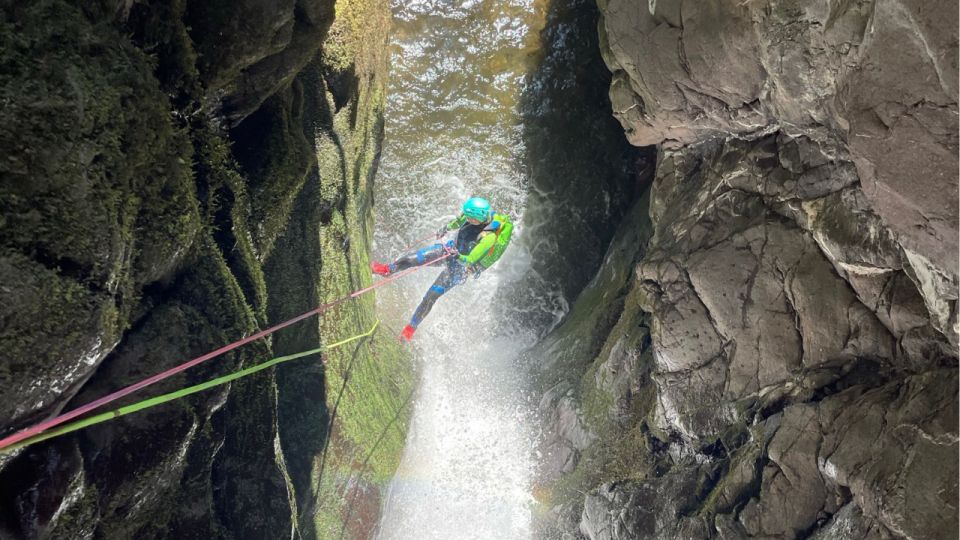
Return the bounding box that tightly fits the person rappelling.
[371,197,514,341]
[1,199,512,452]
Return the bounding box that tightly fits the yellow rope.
[2,320,381,454]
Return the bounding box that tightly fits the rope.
[397,231,441,255]
[338,382,416,540]
[0,321,381,454]
[296,326,377,538]
[0,253,451,452]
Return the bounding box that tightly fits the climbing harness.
[0,252,451,453]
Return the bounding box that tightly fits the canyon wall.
[0,1,406,538]
[532,0,959,538]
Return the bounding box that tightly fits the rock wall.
[0,1,405,538]
[502,0,653,336]
[532,0,958,538]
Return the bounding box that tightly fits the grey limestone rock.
[539,383,598,481]
[580,470,709,540]
[534,0,958,537]
[809,502,896,540]
[601,0,958,278]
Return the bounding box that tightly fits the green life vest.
[447,212,515,269]
[475,213,513,269]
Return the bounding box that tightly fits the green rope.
[3,320,381,454]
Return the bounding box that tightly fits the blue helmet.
[462,197,492,222]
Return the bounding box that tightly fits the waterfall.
[372,0,545,538]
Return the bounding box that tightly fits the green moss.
[697,440,762,516]
[0,1,196,281]
[180,0,273,90]
[1,0,394,537]
[311,328,412,539]
[127,0,202,99]
[133,160,203,285]
[313,82,412,483]
[0,254,123,426]
[191,121,270,324]
[324,328,413,481]
[322,0,391,77]
[526,194,657,514]
[581,282,651,425]
[274,428,302,533]
[166,416,230,538]
[530,195,650,399]
[0,0,200,426]
[88,407,198,538]
[50,470,100,538]
[544,283,658,510]
[231,83,315,258]
[533,198,652,394]
[302,3,405,531]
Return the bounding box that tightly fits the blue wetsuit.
[389,222,486,328]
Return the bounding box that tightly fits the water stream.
[372,0,547,537]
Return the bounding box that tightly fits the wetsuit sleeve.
[459,232,498,264]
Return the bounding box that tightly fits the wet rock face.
[187,0,336,123]
[599,0,959,278]
[552,144,959,536]
[1,0,387,538]
[504,0,653,336]
[637,135,954,445]
[532,0,957,538]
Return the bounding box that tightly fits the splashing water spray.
[373,0,548,537]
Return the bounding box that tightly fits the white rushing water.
[373,0,544,537]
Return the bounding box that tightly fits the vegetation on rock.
[0,0,408,538]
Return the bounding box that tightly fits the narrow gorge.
[0,0,957,539]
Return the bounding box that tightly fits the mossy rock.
[0,1,197,285]
[0,0,200,428]
[0,252,121,428]
[0,440,100,538]
[528,194,656,516]
[185,0,336,123]
[264,168,327,516]
[231,81,315,258]
[0,0,395,537]
[191,120,270,324]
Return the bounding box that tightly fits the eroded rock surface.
[600,0,959,282]
[0,1,395,538]
[531,0,958,538]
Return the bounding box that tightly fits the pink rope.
[0,253,451,451]
[397,231,444,255]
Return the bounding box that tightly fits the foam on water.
[373,0,545,537]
